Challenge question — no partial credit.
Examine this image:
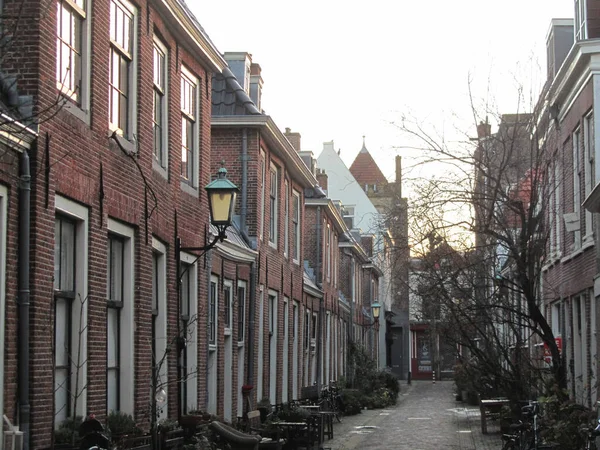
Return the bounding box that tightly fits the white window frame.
[179,252,198,414]
[236,281,247,417]
[108,0,138,140]
[180,65,199,193]
[152,36,168,175]
[223,280,233,336]
[209,276,218,348]
[584,112,594,242]
[0,185,7,438]
[326,224,331,281]
[207,275,218,414]
[284,180,289,258]
[260,150,266,241]
[573,130,582,250]
[106,218,135,414]
[344,206,355,229]
[152,238,168,420]
[257,286,264,400]
[269,163,279,248]
[54,195,89,424]
[57,0,92,122]
[575,0,587,41]
[292,190,300,264]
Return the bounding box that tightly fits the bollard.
[432,370,436,384]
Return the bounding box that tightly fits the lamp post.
[174,166,238,420]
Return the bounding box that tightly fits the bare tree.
[394,82,567,405]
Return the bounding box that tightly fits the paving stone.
[324,380,501,450]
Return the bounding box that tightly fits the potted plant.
[53,416,84,449]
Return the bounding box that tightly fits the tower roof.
[349,137,387,186]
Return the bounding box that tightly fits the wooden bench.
[479,398,510,434]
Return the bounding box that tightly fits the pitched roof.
[348,137,387,187]
[211,67,260,116]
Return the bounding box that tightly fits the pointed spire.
[360,135,368,153]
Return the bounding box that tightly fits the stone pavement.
[323,380,502,450]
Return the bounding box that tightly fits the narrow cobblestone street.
[325,381,501,450]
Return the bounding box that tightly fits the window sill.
[180,180,199,197]
[108,129,137,155]
[152,158,168,180]
[209,344,217,352]
[224,328,232,336]
[268,241,277,250]
[61,98,90,125]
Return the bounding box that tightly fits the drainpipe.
[315,207,322,393]
[18,149,31,450]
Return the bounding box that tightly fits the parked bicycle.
[583,418,600,450]
[319,381,344,423]
[501,401,545,450]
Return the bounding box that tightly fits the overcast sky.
[192,1,575,184]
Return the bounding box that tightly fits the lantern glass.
[209,190,236,225]
[371,302,381,320]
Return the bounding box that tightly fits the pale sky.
[191,0,575,185]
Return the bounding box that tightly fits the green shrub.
[538,395,595,450]
[341,389,364,416]
[107,410,139,437]
[276,403,311,423]
[54,416,84,445]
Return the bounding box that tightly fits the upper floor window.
[56,0,86,104]
[209,279,217,345]
[153,37,168,170]
[109,0,137,137]
[284,180,289,257]
[575,0,587,41]
[260,151,266,240]
[326,224,331,280]
[292,190,300,263]
[181,66,198,187]
[343,206,355,229]
[269,164,279,246]
[237,283,246,343]
[224,282,232,332]
[573,130,582,250]
[584,112,594,238]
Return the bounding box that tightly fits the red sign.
[543,337,562,364]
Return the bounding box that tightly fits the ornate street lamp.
[174,165,238,420]
[371,302,381,322]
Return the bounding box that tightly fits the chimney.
[546,19,574,81]
[316,168,328,193]
[476,121,491,139]
[395,156,403,198]
[250,63,263,111]
[284,128,302,152]
[361,236,373,257]
[223,52,252,94]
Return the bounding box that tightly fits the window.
[555,161,562,255]
[237,284,246,342]
[269,294,276,336]
[107,235,124,411]
[153,37,168,170]
[54,215,76,422]
[224,283,232,332]
[152,239,168,420]
[179,252,198,414]
[56,0,88,104]
[584,112,594,238]
[575,0,587,41]
[304,309,310,350]
[343,206,355,229]
[292,191,300,262]
[312,313,317,340]
[109,0,137,137]
[326,224,331,280]
[284,180,289,257]
[260,151,266,240]
[181,66,198,187]
[573,130,582,249]
[269,164,279,246]
[54,196,89,424]
[209,279,217,345]
[0,187,6,432]
[106,219,134,414]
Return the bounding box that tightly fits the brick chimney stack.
[250,63,263,111]
[316,168,328,193]
[395,156,403,198]
[476,121,491,139]
[284,128,301,152]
